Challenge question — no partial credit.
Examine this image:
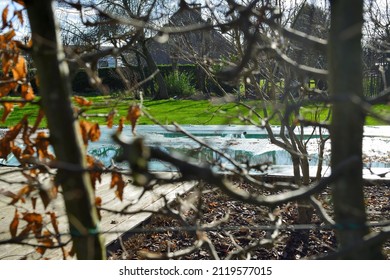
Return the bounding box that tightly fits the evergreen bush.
[163,71,196,98]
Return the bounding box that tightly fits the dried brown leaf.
[0,80,17,97]
[86,155,104,189]
[2,29,15,41]
[74,95,93,106]
[36,230,54,255]
[17,223,33,239]
[79,120,91,145]
[2,6,9,28]
[20,83,35,101]
[14,10,23,26]
[110,172,126,201]
[5,115,28,140]
[35,131,54,160]
[9,185,32,205]
[89,123,101,142]
[0,116,27,160]
[9,209,19,238]
[117,116,125,133]
[79,120,100,144]
[1,102,14,122]
[13,1,25,7]
[106,109,116,128]
[126,104,142,135]
[23,212,43,238]
[95,196,102,220]
[11,56,27,81]
[0,138,12,159]
[48,212,60,235]
[22,212,43,224]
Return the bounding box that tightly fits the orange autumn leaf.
[48,212,60,235]
[2,6,9,29]
[35,245,46,255]
[1,27,15,42]
[22,212,43,238]
[86,155,104,189]
[13,0,25,7]
[14,10,23,26]
[115,184,126,201]
[74,95,93,106]
[35,132,54,160]
[0,115,28,159]
[110,172,120,189]
[0,189,19,202]
[11,145,21,159]
[79,120,91,145]
[22,212,43,224]
[95,196,102,220]
[8,115,28,140]
[110,172,126,201]
[1,53,13,76]
[9,185,32,205]
[20,83,35,101]
[9,209,19,238]
[117,116,125,133]
[79,120,101,144]
[0,138,12,159]
[36,230,54,255]
[11,56,27,81]
[89,123,101,142]
[95,196,102,207]
[106,109,116,128]
[21,144,34,162]
[126,104,142,135]
[21,119,33,147]
[18,223,33,239]
[0,81,17,97]
[1,102,14,122]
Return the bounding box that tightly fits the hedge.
[71,64,237,96]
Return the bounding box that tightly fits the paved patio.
[0,167,195,259]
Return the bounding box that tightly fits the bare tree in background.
[0,0,389,260]
[58,0,170,98]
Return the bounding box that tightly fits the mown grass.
[1,95,389,128]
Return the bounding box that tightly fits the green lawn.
[1,96,389,128]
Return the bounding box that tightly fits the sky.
[0,0,389,39]
[0,0,28,38]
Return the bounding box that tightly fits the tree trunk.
[141,41,168,99]
[291,154,301,184]
[328,0,383,259]
[297,156,313,224]
[25,0,106,260]
[197,65,207,97]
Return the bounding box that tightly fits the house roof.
[146,4,235,65]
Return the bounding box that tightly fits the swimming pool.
[89,125,390,173]
[2,125,389,177]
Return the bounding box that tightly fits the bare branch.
[148,143,359,208]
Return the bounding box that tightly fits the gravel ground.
[109,181,390,260]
